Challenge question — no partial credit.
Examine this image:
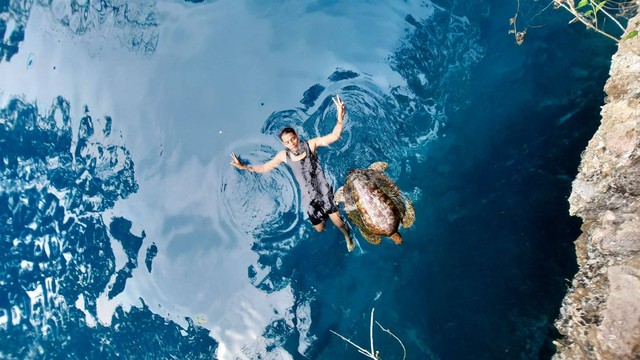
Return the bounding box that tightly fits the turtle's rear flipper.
[360,229,382,245]
[402,196,415,228]
[390,232,403,245]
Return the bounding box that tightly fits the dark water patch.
[300,83,326,109]
[145,242,158,272]
[328,69,360,82]
[0,0,31,62]
[107,217,145,299]
[109,217,145,266]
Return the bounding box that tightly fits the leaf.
[623,30,638,40]
[594,0,606,13]
[584,9,594,17]
[576,0,589,9]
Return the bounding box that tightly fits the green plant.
[510,0,638,44]
[553,0,633,42]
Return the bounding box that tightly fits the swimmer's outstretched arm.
[309,95,346,150]
[230,151,286,173]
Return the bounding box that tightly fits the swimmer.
[230,95,355,252]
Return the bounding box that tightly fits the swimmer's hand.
[332,95,345,123]
[230,152,251,171]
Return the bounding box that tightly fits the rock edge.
[553,7,640,360]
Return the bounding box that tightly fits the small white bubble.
[219,130,223,134]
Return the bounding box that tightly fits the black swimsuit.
[286,141,338,225]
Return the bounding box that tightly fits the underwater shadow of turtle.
[335,162,415,246]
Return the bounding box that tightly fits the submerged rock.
[553,10,640,360]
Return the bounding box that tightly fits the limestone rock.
[553,8,640,360]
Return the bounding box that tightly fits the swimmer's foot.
[346,236,355,252]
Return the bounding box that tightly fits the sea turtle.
[335,162,415,245]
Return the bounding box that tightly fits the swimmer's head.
[279,127,296,139]
[280,127,300,152]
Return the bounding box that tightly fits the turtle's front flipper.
[402,196,415,228]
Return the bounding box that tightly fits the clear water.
[0,0,617,359]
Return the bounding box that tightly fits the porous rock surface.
[553,9,640,360]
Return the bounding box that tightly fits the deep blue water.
[0,0,618,359]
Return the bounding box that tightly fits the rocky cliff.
[553,8,640,360]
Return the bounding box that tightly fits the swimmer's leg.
[328,212,355,252]
[313,221,326,232]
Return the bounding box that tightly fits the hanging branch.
[510,0,636,45]
[509,0,554,45]
[553,0,622,42]
[509,0,528,44]
[330,308,406,360]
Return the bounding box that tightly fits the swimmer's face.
[280,132,300,152]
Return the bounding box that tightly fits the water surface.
[0,0,616,358]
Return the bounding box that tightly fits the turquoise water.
[0,0,617,359]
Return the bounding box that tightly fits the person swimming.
[230,95,355,252]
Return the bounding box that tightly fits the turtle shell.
[343,169,400,236]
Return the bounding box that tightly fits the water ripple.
[220,142,300,238]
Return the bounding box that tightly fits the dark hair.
[279,127,297,140]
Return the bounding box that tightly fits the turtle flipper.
[347,210,381,245]
[335,186,344,203]
[402,196,415,228]
[368,161,388,172]
[360,229,382,245]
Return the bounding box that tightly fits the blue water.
[0,0,618,359]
